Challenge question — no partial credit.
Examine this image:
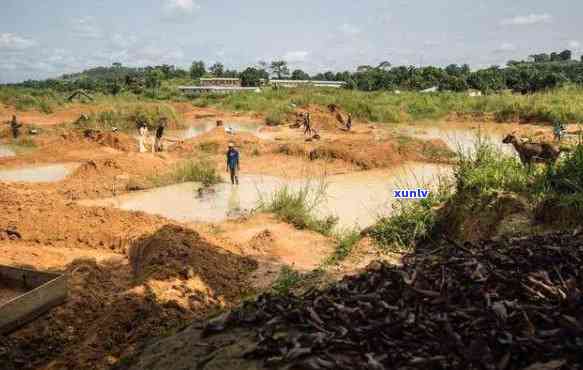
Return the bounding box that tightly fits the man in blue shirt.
[226,143,240,185]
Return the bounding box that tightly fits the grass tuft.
[150,158,222,187]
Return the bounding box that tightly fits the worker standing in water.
[226,143,240,185]
[10,115,22,139]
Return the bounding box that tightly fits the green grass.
[258,181,338,235]
[369,177,453,250]
[0,87,63,113]
[4,84,583,126]
[271,266,303,295]
[455,137,531,195]
[323,229,362,265]
[190,85,583,124]
[150,158,223,187]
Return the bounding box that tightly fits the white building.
[269,80,347,88]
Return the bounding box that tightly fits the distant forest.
[5,50,583,95]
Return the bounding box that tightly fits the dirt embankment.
[0,183,258,370]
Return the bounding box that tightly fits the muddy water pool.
[0,163,80,183]
[0,145,15,158]
[169,121,265,140]
[79,162,452,229]
[396,124,517,156]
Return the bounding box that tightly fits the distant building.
[421,86,439,93]
[269,80,347,88]
[467,89,483,97]
[199,78,242,87]
[178,85,260,95]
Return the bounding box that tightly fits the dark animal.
[502,134,561,167]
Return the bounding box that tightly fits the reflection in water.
[399,125,516,156]
[227,186,242,217]
[79,163,453,228]
[171,122,263,140]
[0,145,16,158]
[0,163,80,183]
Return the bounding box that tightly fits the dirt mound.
[293,104,351,131]
[184,232,583,370]
[0,258,193,370]
[0,183,166,251]
[129,225,257,301]
[247,229,275,254]
[82,130,136,152]
[0,224,259,370]
[435,191,531,242]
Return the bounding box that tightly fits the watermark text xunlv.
[393,188,430,199]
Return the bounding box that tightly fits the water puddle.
[171,121,264,140]
[398,125,516,156]
[79,163,452,229]
[0,145,16,158]
[0,163,80,183]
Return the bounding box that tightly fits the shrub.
[370,178,452,250]
[259,181,338,235]
[150,158,222,187]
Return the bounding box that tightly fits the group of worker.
[137,118,166,153]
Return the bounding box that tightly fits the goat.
[502,134,561,167]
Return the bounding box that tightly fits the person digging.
[226,143,240,185]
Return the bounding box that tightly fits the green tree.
[209,62,225,77]
[270,60,290,79]
[377,61,392,71]
[291,69,310,80]
[190,61,206,79]
[559,50,572,61]
[240,67,269,87]
[145,69,163,93]
[530,53,550,63]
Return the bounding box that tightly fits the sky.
[0,0,581,83]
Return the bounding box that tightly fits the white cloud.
[166,0,198,13]
[283,50,310,62]
[568,40,581,50]
[424,40,441,47]
[0,33,36,50]
[111,33,139,49]
[494,42,517,53]
[71,17,103,39]
[501,14,552,26]
[163,0,200,21]
[339,24,361,37]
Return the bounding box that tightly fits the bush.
[259,181,338,235]
[455,137,530,195]
[325,229,362,265]
[150,158,222,187]
[272,266,303,295]
[370,178,452,250]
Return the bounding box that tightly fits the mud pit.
[395,123,517,156]
[79,163,452,228]
[0,163,80,183]
[171,121,264,140]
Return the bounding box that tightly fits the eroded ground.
[0,102,567,369]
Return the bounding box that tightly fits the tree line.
[6,49,583,95]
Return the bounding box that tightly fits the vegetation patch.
[150,158,222,187]
[259,182,338,236]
